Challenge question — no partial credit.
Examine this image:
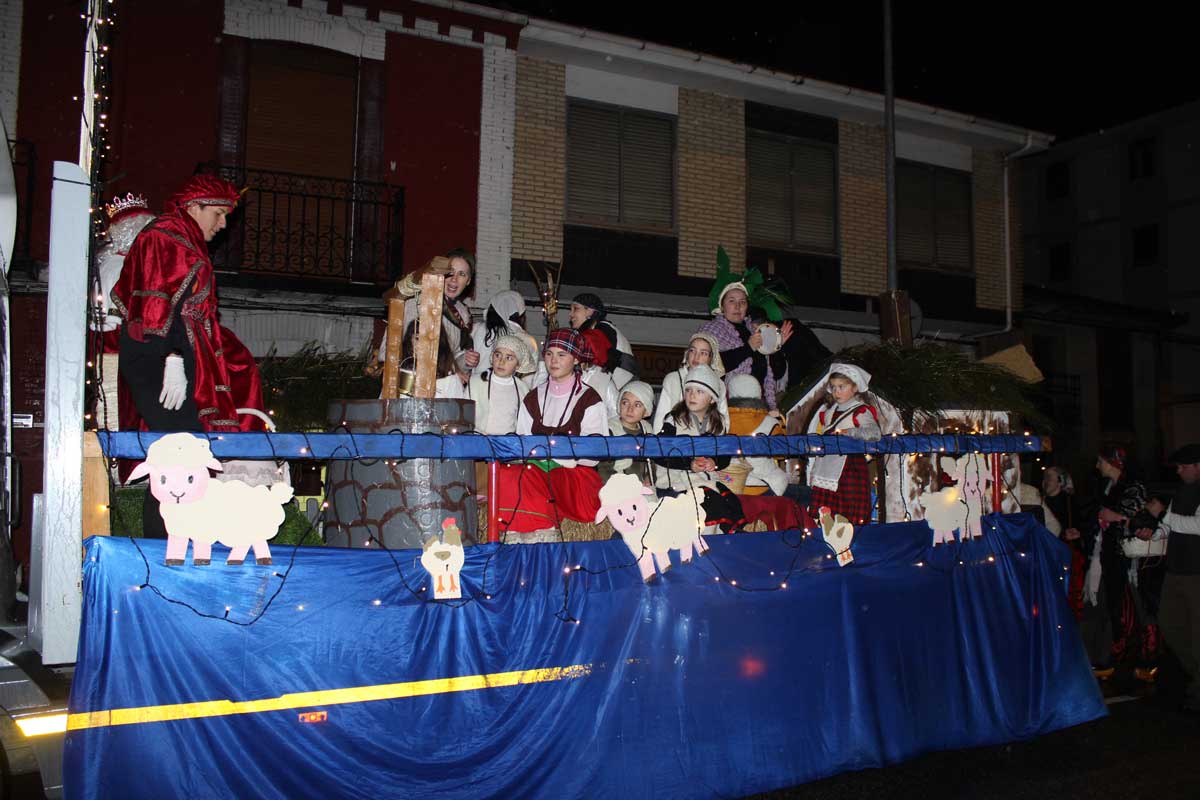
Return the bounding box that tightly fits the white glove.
[159,355,188,411]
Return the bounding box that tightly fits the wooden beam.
[82,432,111,538]
[413,272,445,399]
[381,297,406,399]
[878,289,913,346]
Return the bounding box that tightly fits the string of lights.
[96,428,1044,460]
[97,426,1054,629]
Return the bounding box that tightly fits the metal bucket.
[324,398,476,549]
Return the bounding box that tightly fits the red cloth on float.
[495,463,604,533]
[496,375,605,532]
[809,454,872,526]
[738,494,812,531]
[111,199,265,434]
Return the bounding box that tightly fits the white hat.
[828,362,871,393]
[684,331,726,377]
[727,373,762,400]
[493,334,536,374]
[488,290,526,321]
[712,281,748,316]
[684,364,722,403]
[620,381,655,418]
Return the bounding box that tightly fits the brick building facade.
[5,0,1054,565]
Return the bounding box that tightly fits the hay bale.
[475,504,614,542]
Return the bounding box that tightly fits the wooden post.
[82,432,111,537]
[878,289,913,346]
[488,461,500,543]
[413,272,445,399]
[381,298,406,399]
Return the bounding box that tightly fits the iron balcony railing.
[202,164,404,287]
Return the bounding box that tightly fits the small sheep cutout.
[130,433,295,566]
[595,473,709,583]
[921,453,991,545]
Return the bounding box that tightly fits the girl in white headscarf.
[805,363,881,526]
[468,334,535,435]
[652,331,730,434]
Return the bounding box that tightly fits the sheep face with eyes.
[611,492,653,535]
[129,435,223,505]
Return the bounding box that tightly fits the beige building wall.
[973,149,1023,311]
[511,56,565,263]
[837,120,888,296]
[676,88,746,279]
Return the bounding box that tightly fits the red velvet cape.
[110,211,265,433]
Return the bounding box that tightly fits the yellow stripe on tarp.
[67,663,592,731]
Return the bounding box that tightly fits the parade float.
[45,195,1103,799]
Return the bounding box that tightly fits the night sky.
[488,2,1200,142]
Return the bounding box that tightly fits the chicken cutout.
[818,506,855,566]
[421,518,466,599]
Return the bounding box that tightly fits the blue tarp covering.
[65,514,1104,800]
[97,430,1043,461]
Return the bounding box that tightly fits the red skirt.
[809,455,873,526]
[496,463,603,533]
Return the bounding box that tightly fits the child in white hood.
[653,364,746,532]
[600,380,657,486]
[805,363,881,525]
[652,332,730,433]
[468,334,534,435]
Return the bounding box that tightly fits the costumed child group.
[95,174,880,544]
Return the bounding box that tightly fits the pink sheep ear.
[641,486,655,496]
[594,506,609,524]
[207,458,224,473]
[128,461,151,482]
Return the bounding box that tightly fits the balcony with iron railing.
[200,164,405,295]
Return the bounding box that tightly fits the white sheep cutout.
[921,453,991,545]
[129,433,295,566]
[594,473,710,583]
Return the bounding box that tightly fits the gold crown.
[105,192,149,219]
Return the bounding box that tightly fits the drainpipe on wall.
[999,132,1038,333]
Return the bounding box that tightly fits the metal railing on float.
[92,431,1049,544]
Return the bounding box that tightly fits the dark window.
[1132,224,1160,267]
[561,225,691,294]
[1129,138,1155,180]
[1097,328,1133,431]
[747,131,837,253]
[245,41,357,179]
[746,248,840,309]
[1048,241,1073,282]
[1045,161,1070,201]
[566,101,675,232]
[745,102,838,143]
[897,161,973,273]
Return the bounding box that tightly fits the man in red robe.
[111,175,265,434]
[110,175,267,536]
